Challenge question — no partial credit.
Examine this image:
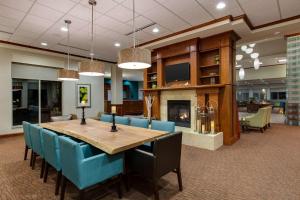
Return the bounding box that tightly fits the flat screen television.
[165,62,190,83]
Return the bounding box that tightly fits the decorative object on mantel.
[76,84,91,108]
[214,55,220,64]
[79,0,105,77]
[58,20,79,81]
[195,100,217,134]
[110,106,117,132]
[145,94,155,123]
[80,100,87,125]
[207,100,217,134]
[117,0,151,69]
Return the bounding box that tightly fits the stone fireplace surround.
[160,90,197,133]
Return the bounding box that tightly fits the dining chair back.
[42,129,61,171]
[100,114,113,123]
[22,121,32,161]
[115,116,130,125]
[58,136,124,199]
[151,120,175,133]
[130,118,148,128]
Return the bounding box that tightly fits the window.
[12,78,62,126]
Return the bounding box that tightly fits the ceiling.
[237,78,286,88]
[0,0,299,62]
[236,37,287,68]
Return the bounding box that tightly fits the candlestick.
[81,100,86,107]
[201,124,205,134]
[211,121,215,134]
[81,106,86,125]
[110,113,117,132]
[111,105,116,114]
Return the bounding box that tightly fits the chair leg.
[176,167,183,191]
[60,176,67,200]
[78,190,85,200]
[260,128,264,133]
[30,150,33,167]
[43,162,49,183]
[32,152,36,170]
[24,145,29,160]
[152,180,159,200]
[40,159,45,179]
[55,171,62,195]
[117,174,122,199]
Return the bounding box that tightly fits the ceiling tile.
[0,0,34,12]
[14,28,43,39]
[21,14,53,29]
[95,15,132,34]
[279,0,300,19]
[196,0,244,19]
[0,31,11,40]
[10,35,35,45]
[158,0,213,25]
[122,0,159,14]
[30,3,64,22]
[126,16,153,29]
[68,3,102,21]
[142,4,189,32]
[106,5,136,23]
[37,0,76,13]
[238,0,281,26]
[0,24,15,33]
[0,4,26,21]
[0,15,20,29]
[79,0,118,14]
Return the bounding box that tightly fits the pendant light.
[239,67,245,80]
[58,20,79,81]
[117,0,151,69]
[79,0,105,76]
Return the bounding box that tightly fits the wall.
[236,64,286,81]
[104,78,142,100]
[0,46,106,135]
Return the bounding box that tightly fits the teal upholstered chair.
[130,118,148,128]
[115,116,130,125]
[151,120,175,133]
[22,121,32,164]
[29,124,45,178]
[100,114,113,123]
[41,129,62,195]
[58,136,124,200]
[141,120,175,152]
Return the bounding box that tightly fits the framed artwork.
[76,84,91,108]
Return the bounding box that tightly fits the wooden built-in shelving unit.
[143,31,240,145]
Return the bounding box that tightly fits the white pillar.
[111,65,123,104]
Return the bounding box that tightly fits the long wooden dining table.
[41,118,167,154]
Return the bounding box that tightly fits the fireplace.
[167,100,191,128]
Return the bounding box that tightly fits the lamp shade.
[58,69,79,81]
[79,60,105,76]
[118,47,151,69]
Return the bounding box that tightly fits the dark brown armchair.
[128,131,183,200]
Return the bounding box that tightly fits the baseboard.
[0,132,23,138]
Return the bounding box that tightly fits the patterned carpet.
[1,124,300,200]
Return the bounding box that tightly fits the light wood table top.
[41,119,166,155]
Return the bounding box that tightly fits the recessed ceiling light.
[60,26,68,32]
[114,42,121,47]
[216,2,226,10]
[274,31,281,35]
[152,27,159,33]
[89,52,94,56]
[41,42,48,46]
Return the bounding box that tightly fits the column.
[286,35,300,126]
[111,64,123,115]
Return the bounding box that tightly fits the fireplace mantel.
[142,84,225,92]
